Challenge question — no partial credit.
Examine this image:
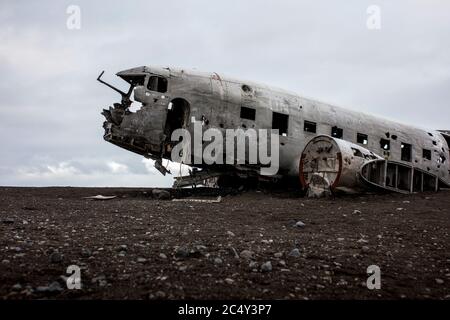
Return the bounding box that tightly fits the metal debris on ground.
[171,196,222,203]
[83,195,117,200]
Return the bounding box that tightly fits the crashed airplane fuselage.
[98,66,450,195]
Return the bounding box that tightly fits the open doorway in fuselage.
[163,98,191,156]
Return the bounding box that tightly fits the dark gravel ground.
[0,187,449,300]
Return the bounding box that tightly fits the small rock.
[435,278,444,284]
[117,245,128,252]
[279,260,286,267]
[81,248,92,257]
[155,291,166,298]
[261,261,272,272]
[175,247,189,259]
[224,278,234,285]
[294,221,305,228]
[361,246,370,253]
[353,210,362,214]
[91,275,106,284]
[227,231,235,237]
[2,259,10,264]
[50,252,63,263]
[178,266,187,271]
[137,258,147,263]
[214,258,223,265]
[239,250,254,260]
[12,283,22,291]
[288,248,301,257]
[35,286,49,293]
[152,189,171,200]
[159,253,167,259]
[337,238,345,242]
[249,261,259,269]
[48,281,63,293]
[274,252,283,258]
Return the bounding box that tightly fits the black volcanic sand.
[0,187,449,299]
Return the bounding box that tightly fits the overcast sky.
[1,0,449,187]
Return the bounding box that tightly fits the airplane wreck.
[97,66,450,196]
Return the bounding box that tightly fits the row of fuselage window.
[239,106,435,163]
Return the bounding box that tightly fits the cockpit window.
[147,76,168,93]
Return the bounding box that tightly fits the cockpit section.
[98,68,173,166]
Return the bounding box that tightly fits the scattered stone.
[396,207,404,211]
[224,278,234,285]
[227,231,235,237]
[214,258,223,265]
[175,247,189,259]
[2,218,14,224]
[289,248,301,257]
[137,258,147,263]
[152,189,171,200]
[279,260,286,267]
[50,252,63,263]
[159,253,167,259]
[435,278,444,285]
[261,261,272,272]
[361,246,370,253]
[249,261,259,269]
[294,221,305,228]
[92,275,106,284]
[337,238,345,242]
[48,281,63,293]
[12,283,22,291]
[229,247,240,259]
[2,259,10,264]
[274,252,283,258]
[353,210,362,214]
[117,245,128,252]
[81,248,92,257]
[155,291,166,298]
[35,286,49,293]
[178,266,187,272]
[240,250,254,260]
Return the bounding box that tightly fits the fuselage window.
[423,149,432,160]
[357,133,368,145]
[272,112,289,136]
[240,107,256,120]
[380,138,390,150]
[147,76,168,93]
[304,120,316,133]
[401,142,412,162]
[331,126,343,139]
